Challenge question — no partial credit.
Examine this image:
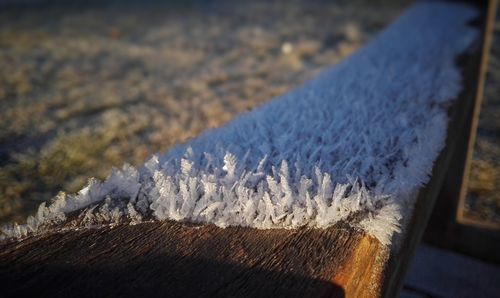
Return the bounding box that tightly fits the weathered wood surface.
[0,1,495,298]
[0,221,387,297]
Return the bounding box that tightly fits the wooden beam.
[0,221,388,297]
[0,2,493,297]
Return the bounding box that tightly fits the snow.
[2,2,478,246]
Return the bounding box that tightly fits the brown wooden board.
[0,221,387,297]
[0,1,494,297]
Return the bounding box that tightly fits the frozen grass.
[2,2,478,245]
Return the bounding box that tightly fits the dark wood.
[424,0,500,265]
[0,220,387,297]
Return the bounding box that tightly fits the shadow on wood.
[0,254,345,297]
[0,221,386,297]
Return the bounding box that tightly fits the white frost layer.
[2,3,478,245]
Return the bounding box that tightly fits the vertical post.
[455,0,499,228]
[424,0,500,264]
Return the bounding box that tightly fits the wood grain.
[0,221,388,297]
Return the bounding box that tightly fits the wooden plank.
[0,2,493,297]
[0,221,387,297]
[404,244,500,298]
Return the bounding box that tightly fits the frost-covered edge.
[2,2,478,246]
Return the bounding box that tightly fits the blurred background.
[0,0,498,232]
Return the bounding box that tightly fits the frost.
[1,2,478,246]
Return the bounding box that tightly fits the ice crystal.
[1,2,478,246]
